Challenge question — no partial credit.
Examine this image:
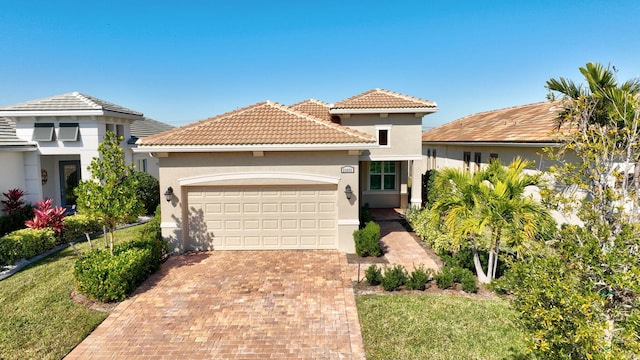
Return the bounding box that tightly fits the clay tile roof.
[289,99,331,121]
[138,101,376,147]
[332,88,437,110]
[0,92,143,117]
[422,101,568,143]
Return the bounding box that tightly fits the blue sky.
[1,1,638,129]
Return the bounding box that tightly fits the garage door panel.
[187,185,337,250]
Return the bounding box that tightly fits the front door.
[59,160,81,209]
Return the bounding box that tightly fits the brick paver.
[65,250,365,359]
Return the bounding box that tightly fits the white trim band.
[178,172,341,186]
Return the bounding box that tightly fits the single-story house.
[135,88,438,253]
[0,92,171,212]
[422,101,569,173]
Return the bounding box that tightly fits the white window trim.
[368,161,398,191]
[375,124,392,148]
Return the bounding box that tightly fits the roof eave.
[0,109,143,120]
[329,107,439,115]
[421,140,562,148]
[133,142,376,153]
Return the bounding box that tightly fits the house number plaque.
[341,166,355,174]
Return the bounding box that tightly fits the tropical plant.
[507,63,640,358]
[1,188,26,214]
[75,131,143,254]
[25,198,66,234]
[428,157,553,283]
[130,171,160,215]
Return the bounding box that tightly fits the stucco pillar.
[410,159,423,207]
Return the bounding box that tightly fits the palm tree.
[431,157,553,283]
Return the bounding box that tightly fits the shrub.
[25,199,66,233]
[61,214,102,243]
[460,271,478,293]
[360,205,374,228]
[434,267,455,289]
[0,205,34,237]
[381,264,408,291]
[131,172,160,215]
[1,188,26,214]
[74,246,154,302]
[73,212,168,302]
[364,264,382,286]
[353,221,382,257]
[406,265,433,291]
[0,228,56,266]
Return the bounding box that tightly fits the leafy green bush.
[458,269,478,293]
[360,205,374,228]
[365,264,382,286]
[353,221,382,257]
[74,246,154,302]
[73,212,168,302]
[61,214,102,243]
[0,228,56,266]
[406,265,433,291]
[381,265,408,291]
[131,172,160,215]
[0,206,34,237]
[434,267,455,289]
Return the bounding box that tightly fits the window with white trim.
[375,125,392,147]
[58,123,79,141]
[474,152,481,171]
[463,152,471,172]
[369,161,396,191]
[33,123,55,141]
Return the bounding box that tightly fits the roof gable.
[331,88,437,113]
[289,99,331,121]
[0,92,143,118]
[138,101,376,147]
[422,101,568,143]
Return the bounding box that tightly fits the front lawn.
[0,225,142,360]
[357,293,526,360]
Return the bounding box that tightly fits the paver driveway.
[66,250,365,359]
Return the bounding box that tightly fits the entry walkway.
[348,208,440,281]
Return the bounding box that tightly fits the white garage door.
[187,185,338,250]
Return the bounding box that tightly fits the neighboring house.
[130,117,175,178]
[0,92,146,211]
[135,88,437,253]
[422,101,567,174]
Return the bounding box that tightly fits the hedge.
[0,228,56,266]
[354,221,382,257]
[60,214,102,243]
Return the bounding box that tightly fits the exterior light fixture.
[344,185,353,200]
[164,186,174,202]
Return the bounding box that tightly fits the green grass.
[0,225,144,360]
[357,294,527,360]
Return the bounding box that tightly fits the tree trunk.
[471,242,491,284]
[109,229,114,256]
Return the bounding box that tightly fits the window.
[463,152,471,172]
[489,153,499,162]
[426,149,431,170]
[370,161,396,190]
[33,123,55,141]
[58,123,79,141]
[432,149,436,169]
[474,152,481,171]
[137,159,147,173]
[378,129,388,146]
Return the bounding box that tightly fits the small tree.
[507,63,640,358]
[75,131,142,254]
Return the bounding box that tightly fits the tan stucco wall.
[158,150,360,253]
[341,113,422,158]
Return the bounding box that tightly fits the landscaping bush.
[434,266,455,289]
[360,205,374,228]
[0,206,33,237]
[353,221,382,257]
[364,264,382,286]
[25,199,66,234]
[74,246,154,302]
[406,265,433,291]
[0,228,56,266]
[131,172,160,215]
[381,264,408,291]
[460,270,478,293]
[61,214,102,243]
[73,212,168,302]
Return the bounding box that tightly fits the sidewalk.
[347,208,440,282]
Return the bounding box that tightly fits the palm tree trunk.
[471,242,491,284]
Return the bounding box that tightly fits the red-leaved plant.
[1,188,26,214]
[25,198,66,233]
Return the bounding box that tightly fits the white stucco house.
[0,92,172,212]
[135,89,438,253]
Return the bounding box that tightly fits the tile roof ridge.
[73,92,102,109]
[374,88,436,105]
[277,102,376,142]
[452,100,559,123]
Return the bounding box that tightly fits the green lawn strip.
[357,293,526,360]
[0,225,143,360]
